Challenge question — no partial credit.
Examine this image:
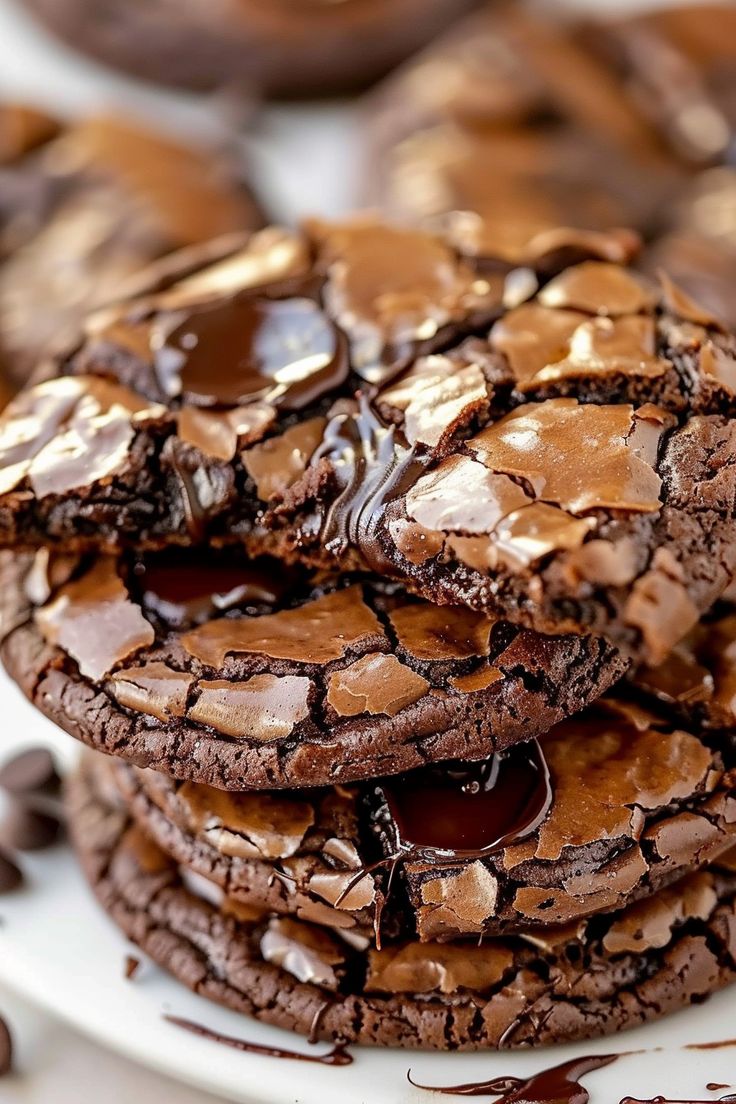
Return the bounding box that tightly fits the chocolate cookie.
[0,105,263,389]
[273,265,736,663]
[580,5,736,167]
[642,168,736,330]
[0,547,624,789]
[99,693,736,942]
[0,218,733,661]
[0,212,634,543]
[363,5,683,254]
[68,756,736,1050]
[23,0,479,98]
[634,601,736,734]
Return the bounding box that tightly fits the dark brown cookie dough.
[0,547,624,789]
[68,757,736,1051]
[0,105,263,390]
[363,5,684,252]
[99,693,736,942]
[23,0,480,98]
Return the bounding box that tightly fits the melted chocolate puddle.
[154,296,347,409]
[164,1015,352,1066]
[340,741,552,945]
[135,550,289,627]
[382,740,552,859]
[408,1054,618,1102]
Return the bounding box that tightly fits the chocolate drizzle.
[312,394,429,573]
[687,1040,736,1051]
[380,740,552,860]
[153,296,348,410]
[164,1015,352,1066]
[621,1097,736,1103]
[408,1054,618,1101]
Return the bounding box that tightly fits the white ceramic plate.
[0,665,735,1104]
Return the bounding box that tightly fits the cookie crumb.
[124,954,141,980]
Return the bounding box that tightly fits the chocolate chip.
[0,748,60,797]
[0,849,22,894]
[0,803,62,852]
[0,1015,11,1077]
[124,955,141,980]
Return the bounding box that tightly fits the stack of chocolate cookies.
[1,213,736,1051]
[364,2,736,329]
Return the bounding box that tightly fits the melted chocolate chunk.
[134,551,292,627]
[379,741,552,860]
[164,1015,352,1066]
[409,1054,618,1101]
[153,296,348,410]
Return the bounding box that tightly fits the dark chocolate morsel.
[0,748,60,797]
[0,849,22,894]
[0,803,62,852]
[0,1016,11,1077]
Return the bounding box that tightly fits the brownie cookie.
[0,214,637,548]
[642,168,736,330]
[0,106,263,389]
[101,693,736,942]
[23,0,480,98]
[273,263,736,662]
[0,547,624,789]
[68,758,736,1050]
[363,5,683,254]
[0,219,733,660]
[580,5,736,167]
[634,601,736,734]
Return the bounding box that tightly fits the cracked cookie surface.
[67,756,736,1050]
[0,547,624,789]
[0,221,732,660]
[98,693,736,943]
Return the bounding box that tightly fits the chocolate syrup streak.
[687,1041,736,1050]
[408,1054,618,1102]
[164,1015,352,1066]
[621,1097,736,1103]
[313,394,429,574]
